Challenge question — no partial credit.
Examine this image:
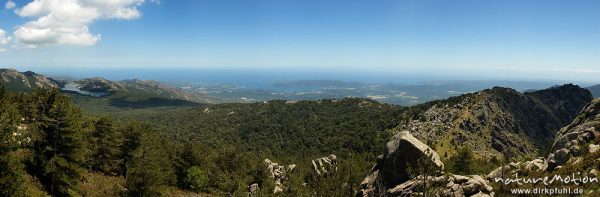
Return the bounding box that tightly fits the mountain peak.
[0,68,60,91]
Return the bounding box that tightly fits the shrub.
[184,166,210,192]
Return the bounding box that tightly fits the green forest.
[0,87,418,196]
[3,83,583,196]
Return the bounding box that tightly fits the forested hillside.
[0,86,405,196]
[0,87,190,196]
[109,98,407,196]
[112,98,403,158]
[1,83,593,196]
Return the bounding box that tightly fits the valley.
[1,68,599,196]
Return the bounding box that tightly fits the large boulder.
[589,144,600,154]
[311,154,337,176]
[546,148,570,171]
[487,162,519,180]
[524,159,544,171]
[358,131,444,196]
[247,183,259,196]
[388,174,494,197]
[487,159,544,180]
[264,159,296,193]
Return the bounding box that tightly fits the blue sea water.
[13,66,593,90]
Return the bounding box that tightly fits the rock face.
[486,98,600,182]
[545,98,600,171]
[358,131,445,196]
[397,84,592,159]
[264,159,296,193]
[311,154,337,176]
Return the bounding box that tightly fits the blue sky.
[0,0,599,82]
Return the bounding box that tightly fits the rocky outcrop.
[358,131,496,196]
[486,98,600,184]
[364,89,595,196]
[545,98,600,171]
[247,183,259,196]
[264,159,296,193]
[487,159,544,179]
[398,84,592,159]
[311,154,337,176]
[358,131,445,196]
[388,174,494,197]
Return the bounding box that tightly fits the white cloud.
[570,69,600,74]
[0,29,11,52]
[5,0,16,9]
[0,29,9,45]
[13,0,147,47]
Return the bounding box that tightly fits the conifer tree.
[124,125,176,196]
[453,147,473,174]
[0,86,28,196]
[92,116,124,175]
[29,88,93,195]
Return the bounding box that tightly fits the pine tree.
[453,147,473,174]
[173,142,212,188]
[0,152,28,196]
[29,88,94,195]
[120,121,144,177]
[92,116,124,175]
[124,126,176,196]
[0,86,28,196]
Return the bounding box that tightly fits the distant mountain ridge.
[74,77,217,103]
[395,84,593,159]
[587,84,600,98]
[0,68,61,91]
[0,68,218,109]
